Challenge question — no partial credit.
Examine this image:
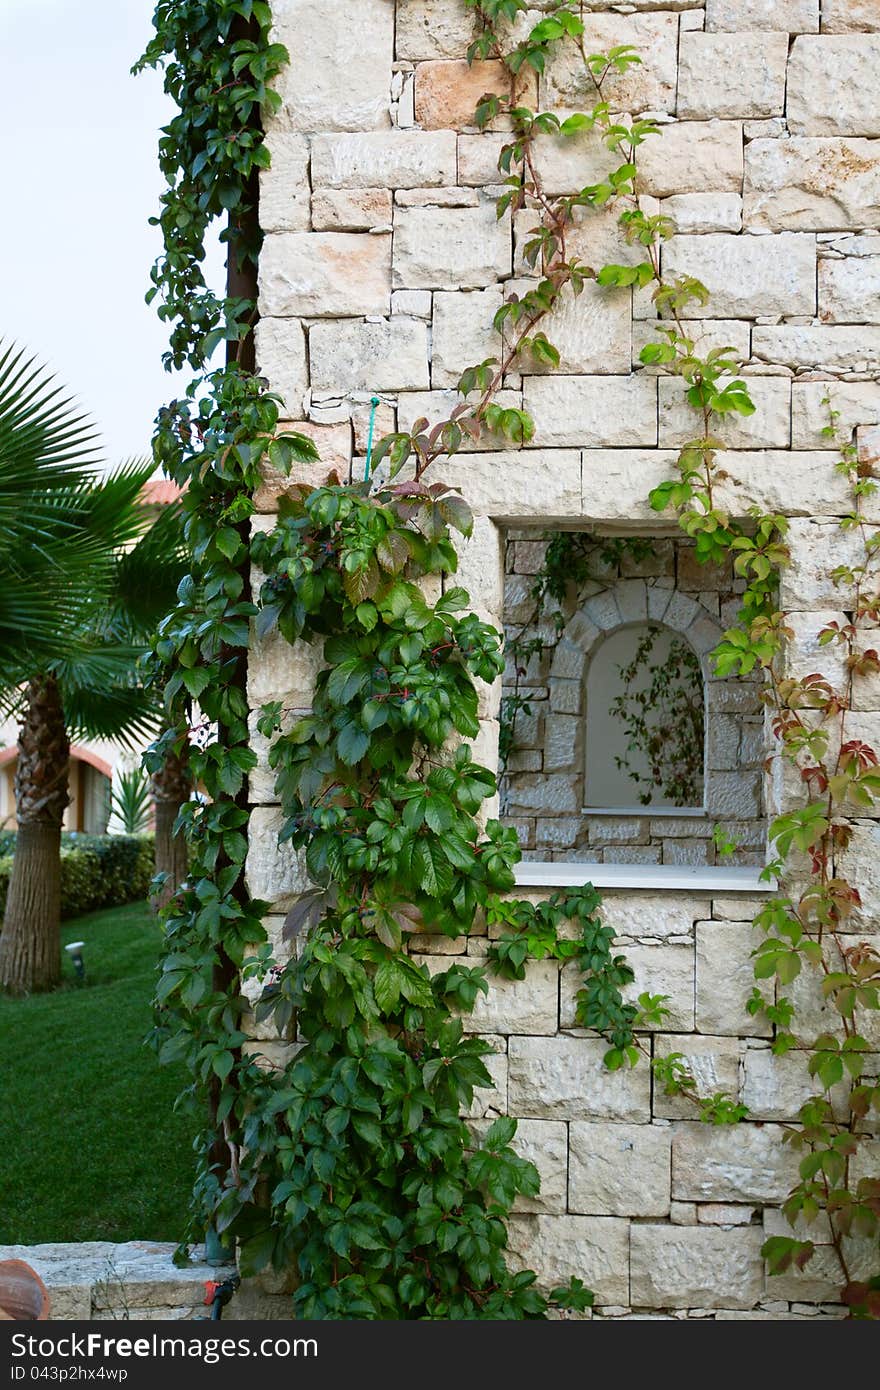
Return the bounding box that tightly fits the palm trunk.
[0,675,69,994]
[150,744,192,913]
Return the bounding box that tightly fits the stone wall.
[248,0,880,1319]
[0,1242,291,1321]
[413,887,879,1318]
[501,531,766,865]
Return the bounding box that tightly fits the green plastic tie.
[364,396,381,483]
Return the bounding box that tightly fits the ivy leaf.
[336,722,370,766]
[413,839,453,898]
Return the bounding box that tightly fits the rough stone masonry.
[247,0,880,1319]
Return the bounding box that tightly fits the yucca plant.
[109,767,153,835]
[0,344,186,994]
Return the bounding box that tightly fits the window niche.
[499,528,766,868]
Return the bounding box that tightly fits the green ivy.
[139,0,765,1320]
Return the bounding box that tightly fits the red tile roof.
[140,479,183,506]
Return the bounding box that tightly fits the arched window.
[585,622,705,811]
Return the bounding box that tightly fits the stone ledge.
[513,863,769,892]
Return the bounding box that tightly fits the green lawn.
[0,901,200,1244]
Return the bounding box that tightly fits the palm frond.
[0,341,104,553]
[61,681,162,748]
[105,498,188,641]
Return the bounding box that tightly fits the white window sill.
[581,805,705,818]
[513,862,771,893]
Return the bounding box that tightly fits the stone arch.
[545,578,725,815]
[549,578,724,691]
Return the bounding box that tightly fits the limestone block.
[508,1035,652,1122]
[697,1204,758,1225]
[535,818,581,848]
[253,420,352,511]
[397,388,523,451]
[0,1241,217,1318]
[696,920,771,1036]
[852,628,880,710]
[414,59,527,131]
[782,609,849,692]
[270,0,392,132]
[309,318,429,393]
[568,1122,672,1217]
[506,1215,630,1305]
[463,1035,508,1119]
[741,1047,850,1121]
[706,0,818,29]
[548,680,581,714]
[459,125,629,197]
[310,189,392,232]
[621,944,695,1030]
[393,203,511,289]
[711,896,768,920]
[543,714,581,773]
[246,805,310,909]
[615,579,650,623]
[837,827,880,940]
[432,448,582,520]
[678,33,789,118]
[653,1033,742,1120]
[630,1224,764,1309]
[254,318,308,420]
[259,232,391,317]
[661,193,743,234]
[432,288,503,387]
[659,375,790,448]
[787,36,880,136]
[395,0,474,59]
[792,380,880,449]
[453,516,505,616]
[247,621,324,708]
[821,0,880,30]
[762,1210,878,1301]
[260,134,310,232]
[471,1117,567,1214]
[819,254,880,323]
[413,956,558,1035]
[391,290,433,319]
[662,233,816,318]
[505,775,579,815]
[752,324,880,370]
[583,818,646,846]
[522,375,658,448]
[311,130,457,188]
[248,710,287,806]
[744,138,880,231]
[779,518,861,608]
[672,1121,799,1202]
[511,279,631,375]
[636,319,751,368]
[541,13,679,114]
[637,121,743,197]
[551,636,592,681]
[517,208,638,282]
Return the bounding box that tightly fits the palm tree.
[0,346,186,994]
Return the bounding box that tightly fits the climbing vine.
[138,0,702,1319]
[652,405,880,1314]
[139,0,878,1320]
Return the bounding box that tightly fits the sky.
[0,0,223,465]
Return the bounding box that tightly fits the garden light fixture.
[64,940,85,981]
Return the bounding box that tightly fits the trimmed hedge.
[0,834,154,919]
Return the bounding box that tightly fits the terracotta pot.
[0,1261,51,1319]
